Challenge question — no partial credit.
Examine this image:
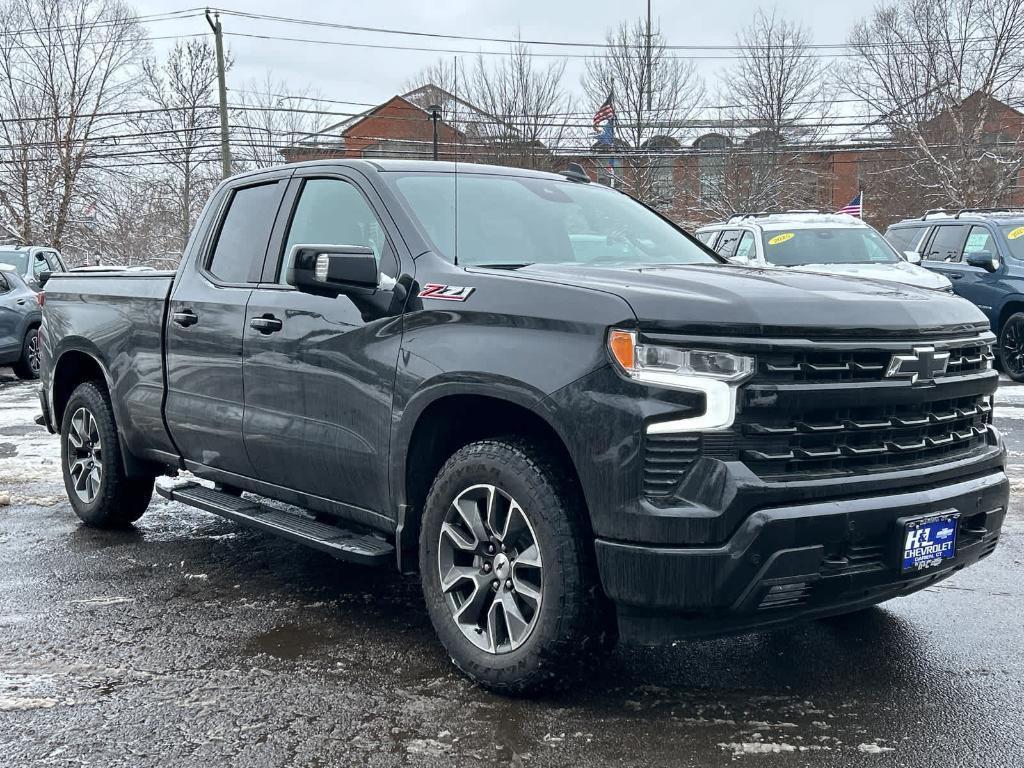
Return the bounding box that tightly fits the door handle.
[249,315,283,334]
[172,310,199,327]
[948,273,964,279]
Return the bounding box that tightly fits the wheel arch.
[51,345,154,478]
[394,385,588,571]
[996,297,1024,335]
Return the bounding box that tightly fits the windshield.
[389,172,718,268]
[0,249,28,275]
[1000,223,1024,260]
[760,227,901,267]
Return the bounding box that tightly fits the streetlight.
[427,104,442,161]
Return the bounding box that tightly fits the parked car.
[0,245,67,291]
[885,208,1024,381]
[38,161,1007,693]
[0,267,42,379]
[697,212,952,292]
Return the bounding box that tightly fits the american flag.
[838,192,863,217]
[593,93,615,131]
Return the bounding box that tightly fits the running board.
[155,481,394,566]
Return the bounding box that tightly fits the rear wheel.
[999,312,1024,382]
[60,381,153,528]
[11,327,40,380]
[419,438,614,694]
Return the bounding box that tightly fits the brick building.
[282,88,1024,231]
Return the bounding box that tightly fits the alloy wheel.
[437,484,543,654]
[1003,318,1024,379]
[27,332,40,374]
[67,407,103,504]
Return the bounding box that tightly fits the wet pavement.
[1,369,1022,767]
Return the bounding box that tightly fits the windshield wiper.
[475,263,534,270]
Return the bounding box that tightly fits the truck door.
[164,176,288,477]
[241,172,408,518]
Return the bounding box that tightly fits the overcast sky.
[133,0,869,113]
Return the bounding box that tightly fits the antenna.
[453,55,459,266]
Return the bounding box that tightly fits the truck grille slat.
[738,394,991,477]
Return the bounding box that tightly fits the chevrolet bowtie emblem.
[885,346,950,384]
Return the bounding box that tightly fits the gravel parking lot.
[1,369,1022,767]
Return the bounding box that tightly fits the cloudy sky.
[132,0,869,115]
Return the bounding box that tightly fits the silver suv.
[696,212,952,292]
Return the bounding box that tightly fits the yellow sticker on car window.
[768,232,795,246]
[1008,226,1024,240]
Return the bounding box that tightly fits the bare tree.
[233,73,329,169]
[710,9,833,216]
[135,39,221,249]
[465,44,573,170]
[584,18,705,206]
[0,0,144,249]
[847,0,1024,208]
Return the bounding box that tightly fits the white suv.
[696,212,952,292]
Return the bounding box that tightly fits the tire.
[60,381,154,528]
[419,438,614,694]
[999,312,1024,382]
[11,327,40,380]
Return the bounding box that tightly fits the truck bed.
[42,271,178,463]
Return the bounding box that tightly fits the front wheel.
[1000,312,1024,382]
[419,439,614,694]
[60,381,154,528]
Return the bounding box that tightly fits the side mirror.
[903,251,922,264]
[285,244,379,296]
[965,250,999,272]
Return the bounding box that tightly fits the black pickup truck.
[38,160,1008,693]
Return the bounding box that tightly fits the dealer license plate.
[902,513,959,573]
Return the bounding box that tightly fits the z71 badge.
[418,283,475,302]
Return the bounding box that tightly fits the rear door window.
[925,225,969,262]
[695,230,718,246]
[207,181,284,284]
[885,226,925,253]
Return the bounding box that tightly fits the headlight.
[608,329,755,433]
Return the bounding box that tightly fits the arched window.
[694,133,729,204]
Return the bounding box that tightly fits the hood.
[785,260,952,291]
[508,262,988,337]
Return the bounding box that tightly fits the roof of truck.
[261,158,570,182]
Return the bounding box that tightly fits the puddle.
[243,623,335,660]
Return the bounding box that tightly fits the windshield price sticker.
[1008,227,1024,240]
[768,233,795,246]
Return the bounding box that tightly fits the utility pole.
[646,0,653,111]
[206,10,232,178]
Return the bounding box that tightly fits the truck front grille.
[639,333,998,495]
[737,394,992,477]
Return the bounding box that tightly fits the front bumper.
[596,468,1008,644]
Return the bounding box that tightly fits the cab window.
[207,181,284,284]
[962,226,993,259]
[715,229,743,258]
[279,178,396,283]
[734,231,756,261]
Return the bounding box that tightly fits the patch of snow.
[859,742,895,754]
[719,741,798,755]
[0,696,61,711]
